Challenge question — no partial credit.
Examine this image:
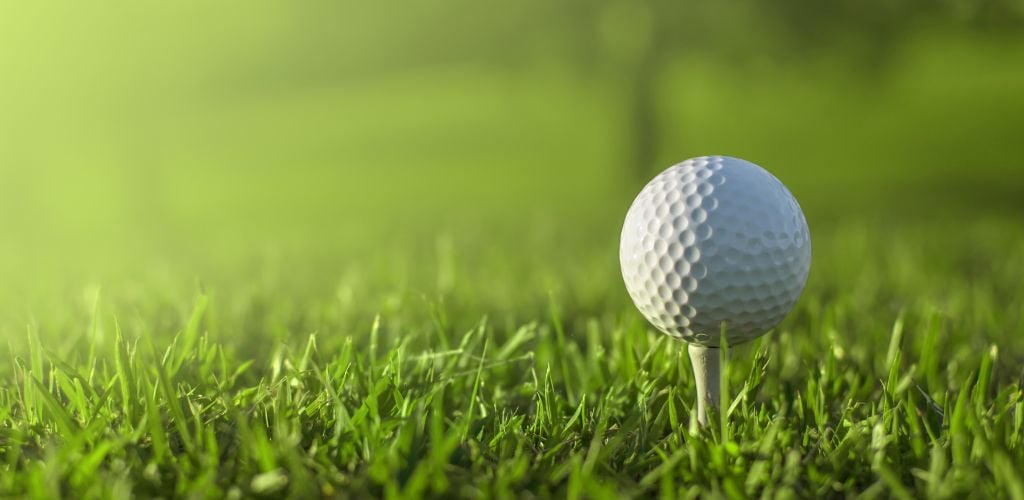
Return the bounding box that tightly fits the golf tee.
[688,344,721,427]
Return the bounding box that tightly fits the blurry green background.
[5,5,1024,495]
[1,2,1022,320]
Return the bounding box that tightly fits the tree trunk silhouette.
[625,38,665,182]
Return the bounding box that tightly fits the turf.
[2,215,1023,499]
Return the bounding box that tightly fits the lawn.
[4,210,1023,498]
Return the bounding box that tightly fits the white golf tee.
[687,344,721,426]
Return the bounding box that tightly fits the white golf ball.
[620,156,811,346]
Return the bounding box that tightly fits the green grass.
[3,216,1023,498]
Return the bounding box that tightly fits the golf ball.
[620,156,811,346]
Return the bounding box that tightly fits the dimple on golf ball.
[620,156,811,346]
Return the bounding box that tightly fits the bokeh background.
[1,2,1022,335]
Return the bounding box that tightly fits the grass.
[2,215,1023,498]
